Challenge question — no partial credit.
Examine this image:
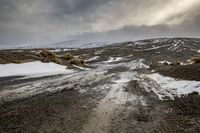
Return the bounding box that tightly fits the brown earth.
[157,63,200,81]
[0,89,102,133]
[161,93,200,133]
[0,51,40,64]
[1,84,200,133]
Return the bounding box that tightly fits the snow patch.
[50,49,61,52]
[11,50,24,52]
[64,48,78,51]
[100,72,140,105]
[73,65,91,71]
[158,60,173,65]
[0,61,74,77]
[146,73,200,100]
[95,50,104,55]
[113,72,138,84]
[86,56,100,62]
[105,57,123,63]
[126,59,149,69]
[127,43,135,46]
[133,44,172,51]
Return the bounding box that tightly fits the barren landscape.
[0,38,200,133]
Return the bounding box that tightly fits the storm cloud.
[0,0,199,46]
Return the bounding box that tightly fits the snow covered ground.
[104,57,123,63]
[0,61,74,77]
[0,58,200,103]
[144,73,200,100]
[158,60,173,65]
[85,56,100,62]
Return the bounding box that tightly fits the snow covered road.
[1,59,200,103]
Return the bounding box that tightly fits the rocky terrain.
[0,38,200,133]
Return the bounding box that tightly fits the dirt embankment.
[0,49,87,70]
[0,51,39,64]
[161,93,200,132]
[157,63,200,81]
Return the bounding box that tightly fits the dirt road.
[1,58,200,133]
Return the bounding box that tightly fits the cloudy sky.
[0,0,200,46]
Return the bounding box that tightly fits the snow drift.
[0,61,74,77]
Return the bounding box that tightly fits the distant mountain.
[0,37,200,50]
[113,38,200,55]
[42,40,111,48]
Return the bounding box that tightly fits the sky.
[0,0,200,47]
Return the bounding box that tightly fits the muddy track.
[81,62,167,133]
[108,79,168,133]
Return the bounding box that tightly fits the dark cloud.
[68,21,200,44]
[0,0,199,46]
[53,0,109,15]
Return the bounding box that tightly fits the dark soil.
[0,89,101,133]
[0,51,40,64]
[161,94,200,133]
[157,63,200,81]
